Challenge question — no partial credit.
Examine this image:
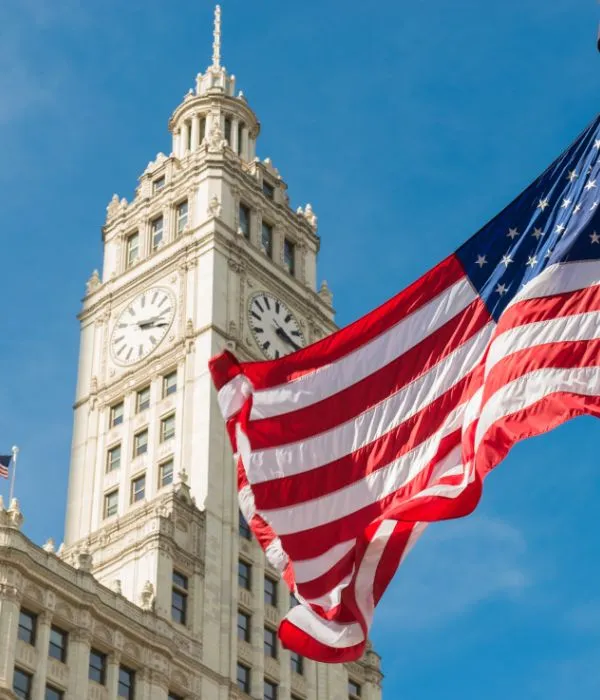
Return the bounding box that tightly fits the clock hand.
[274,326,301,351]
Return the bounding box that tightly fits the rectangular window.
[172,571,188,625]
[45,686,64,700]
[264,680,278,700]
[284,239,296,276]
[169,694,184,700]
[238,560,251,590]
[151,215,164,251]
[131,474,146,503]
[48,626,68,663]
[237,121,245,155]
[18,609,37,645]
[118,666,135,699]
[104,490,118,518]
[264,627,277,659]
[199,117,206,143]
[237,610,251,642]
[153,176,165,193]
[290,652,304,675]
[160,413,176,443]
[110,402,124,427]
[239,510,251,539]
[264,576,277,607]
[261,222,273,258]
[224,117,232,145]
[133,429,148,458]
[126,232,139,268]
[348,680,362,698]
[136,386,150,413]
[107,444,121,473]
[88,649,106,685]
[13,668,32,699]
[163,371,177,397]
[176,200,188,235]
[262,180,275,200]
[236,664,251,694]
[159,459,174,487]
[239,203,250,239]
[186,121,192,151]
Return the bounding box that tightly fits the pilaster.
[32,611,52,700]
[0,579,20,688]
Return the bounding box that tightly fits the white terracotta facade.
[0,8,383,700]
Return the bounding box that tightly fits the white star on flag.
[537,198,549,211]
[590,232,600,244]
[545,248,553,258]
[573,203,582,214]
[561,198,572,209]
[592,201,599,211]
[495,283,509,295]
[567,170,578,182]
[585,179,597,191]
[594,139,600,150]
[500,254,513,267]
[475,254,487,268]
[526,255,538,268]
[507,227,519,239]
[532,227,544,239]
[556,224,566,234]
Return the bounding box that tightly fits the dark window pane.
[239,510,251,539]
[261,223,273,258]
[163,371,177,397]
[349,680,362,697]
[136,386,150,413]
[89,649,106,685]
[237,610,251,642]
[236,663,251,693]
[264,577,277,607]
[238,560,251,590]
[284,239,296,276]
[160,460,174,487]
[13,668,32,699]
[264,627,277,658]
[291,652,304,675]
[264,679,278,700]
[172,571,188,589]
[45,686,63,700]
[262,181,275,199]
[224,118,232,145]
[239,204,250,239]
[49,627,67,662]
[172,571,188,625]
[118,666,135,699]
[18,609,37,646]
[169,694,184,700]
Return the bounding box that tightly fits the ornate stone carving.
[139,581,155,612]
[7,498,23,530]
[207,195,222,219]
[112,579,122,595]
[107,194,120,219]
[42,538,55,553]
[207,122,226,152]
[303,203,318,230]
[318,280,333,306]
[75,543,93,572]
[86,270,102,295]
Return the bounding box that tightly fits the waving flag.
[210,115,600,663]
[0,455,11,480]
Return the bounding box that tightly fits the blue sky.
[1,0,600,697]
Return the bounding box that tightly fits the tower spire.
[212,5,222,69]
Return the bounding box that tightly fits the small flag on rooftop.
[0,455,11,480]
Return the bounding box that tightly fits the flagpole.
[8,445,19,503]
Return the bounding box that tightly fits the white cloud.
[375,515,531,632]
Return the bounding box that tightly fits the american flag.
[210,115,600,663]
[0,455,11,480]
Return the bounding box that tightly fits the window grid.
[238,560,251,590]
[107,444,121,473]
[264,679,278,700]
[348,680,362,698]
[133,429,148,457]
[118,666,135,699]
[18,609,37,646]
[264,576,277,607]
[239,510,251,539]
[45,685,64,700]
[261,222,273,258]
[199,117,206,143]
[224,118,232,145]
[239,203,251,239]
[163,371,177,397]
[237,610,251,643]
[290,652,304,675]
[284,238,296,276]
[151,216,164,251]
[131,474,146,503]
[176,201,188,235]
[159,459,174,487]
[89,649,106,685]
[236,663,251,694]
[153,176,165,193]
[172,571,188,625]
[49,626,68,663]
[264,626,277,659]
[110,402,124,427]
[13,668,32,699]
[237,121,245,155]
[126,232,139,268]
[136,386,150,413]
[160,413,176,442]
[262,180,275,200]
[104,490,118,518]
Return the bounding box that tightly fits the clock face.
[248,292,305,359]
[110,287,176,366]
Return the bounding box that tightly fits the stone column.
[69,629,91,698]
[172,130,180,158]
[182,122,191,155]
[148,669,170,700]
[106,652,121,698]
[0,579,20,688]
[191,115,200,153]
[32,611,52,700]
[239,126,247,160]
[250,553,265,699]
[231,118,239,154]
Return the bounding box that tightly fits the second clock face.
[110,287,176,366]
[248,292,305,360]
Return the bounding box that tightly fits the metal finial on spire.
[212,5,222,68]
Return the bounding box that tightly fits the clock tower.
[63,7,383,699]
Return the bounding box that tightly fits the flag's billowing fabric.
[209,115,600,663]
[0,455,11,480]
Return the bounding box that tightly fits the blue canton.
[456,116,600,320]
